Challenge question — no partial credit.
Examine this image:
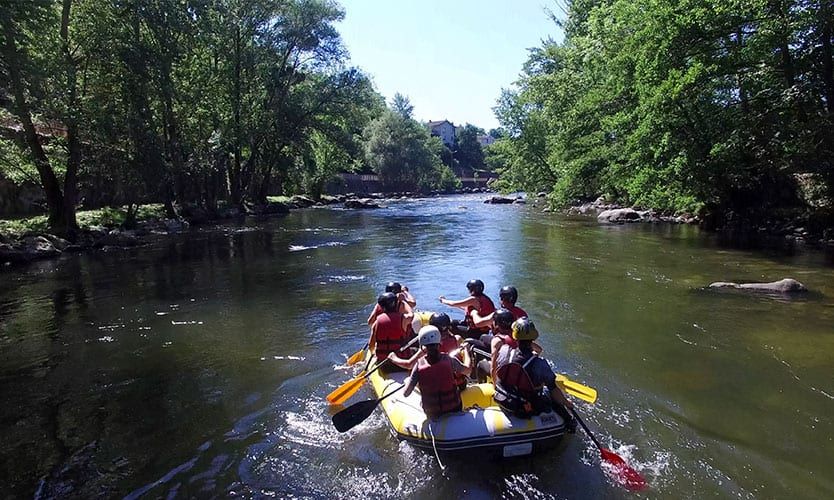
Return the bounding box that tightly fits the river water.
[1,194,833,499]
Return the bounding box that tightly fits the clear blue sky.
[336,1,563,131]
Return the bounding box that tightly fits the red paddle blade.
[600,448,648,491]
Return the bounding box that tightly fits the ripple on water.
[289,241,348,252]
[502,473,558,500]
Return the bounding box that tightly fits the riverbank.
[0,189,492,267]
[532,195,834,248]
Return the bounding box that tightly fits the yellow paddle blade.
[346,349,365,366]
[556,374,598,404]
[326,373,368,405]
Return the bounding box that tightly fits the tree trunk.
[60,0,80,235]
[160,62,183,218]
[230,23,243,207]
[1,15,66,228]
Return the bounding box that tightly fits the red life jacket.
[494,350,543,417]
[374,312,406,360]
[417,355,461,418]
[466,295,496,332]
[495,332,518,350]
[440,334,458,354]
[439,335,468,389]
[508,305,527,320]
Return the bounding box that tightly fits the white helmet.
[418,325,441,346]
[411,315,424,334]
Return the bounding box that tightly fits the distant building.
[477,134,495,147]
[427,120,456,148]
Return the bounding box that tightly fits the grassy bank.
[0,205,166,238]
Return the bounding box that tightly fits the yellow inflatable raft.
[367,354,569,457]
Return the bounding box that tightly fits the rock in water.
[344,199,380,209]
[708,278,808,293]
[597,208,641,223]
[484,196,515,204]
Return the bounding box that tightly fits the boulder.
[344,198,380,209]
[181,206,211,225]
[0,235,62,264]
[163,219,189,233]
[94,230,140,248]
[537,192,547,198]
[709,278,808,294]
[597,208,642,223]
[42,234,71,251]
[22,235,61,257]
[484,196,515,204]
[289,195,316,208]
[249,202,289,215]
[513,198,527,205]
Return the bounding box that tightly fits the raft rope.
[427,423,446,472]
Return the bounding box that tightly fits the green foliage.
[363,109,447,191]
[0,204,165,237]
[391,93,414,119]
[495,0,834,215]
[453,124,485,172]
[1,0,386,228]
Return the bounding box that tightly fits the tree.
[0,0,83,234]
[391,92,414,119]
[454,123,486,173]
[494,0,834,216]
[364,109,451,191]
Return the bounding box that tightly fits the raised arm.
[438,295,478,311]
[400,286,417,308]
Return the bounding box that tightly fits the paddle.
[332,385,405,432]
[469,347,597,404]
[326,357,388,405]
[556,374,598,404]
[570,408,648,491]
[346,344,367,366]
[327,336,419,405]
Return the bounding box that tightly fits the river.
[1,194,833,499]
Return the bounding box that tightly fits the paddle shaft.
[378,383,405,403]
[570,408,603,450]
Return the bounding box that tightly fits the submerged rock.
[709,278,808,293]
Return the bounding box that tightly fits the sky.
[336,1,564,131]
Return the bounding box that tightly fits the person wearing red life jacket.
[367,282,416,325]
[387,313,471,392]
[470,286,527,330]
[473,308,517,380]
[438,279,496,339]
[403,326,473,419]
[369,292,413,370]
[493,318,576,431]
